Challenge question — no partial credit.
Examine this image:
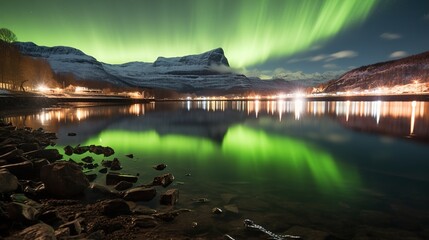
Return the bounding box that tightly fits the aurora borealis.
[2,0,429,73]
[1,0,376,68]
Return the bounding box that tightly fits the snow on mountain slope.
[16,42,127,86]
[320,51,429,93]
[15,42,298,93]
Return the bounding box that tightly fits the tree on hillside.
[0,28,17,43]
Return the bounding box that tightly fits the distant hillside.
[318,51,429,93]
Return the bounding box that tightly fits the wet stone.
[123,187,156,202]
[81,156,94,163]
[212,207,223,214]
[114,181,133,191]
[89,145,104,155]
[152,173,174,187]
[125,154,134,158]
[132,215,158,228]
[110,158,122,170]
[160,188,179,205]
[85,172,97,182]
[26,149,62,162]
[103,146,115,157]
[67,132,77,136]
[40,161,89,198]
[98,167,108,174]
[101,160,112,168]
[64,145,74,156]
[102,199,131,217]
[106,172,138,185]
[153,163,167,171]
[73,145,89,155]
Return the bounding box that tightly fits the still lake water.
[2,100,429,239]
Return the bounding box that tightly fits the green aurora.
[1,0,377,67]
[57,125,360,191]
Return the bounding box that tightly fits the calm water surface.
[2,100,429,239]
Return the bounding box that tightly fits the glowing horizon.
[2,0,378,67]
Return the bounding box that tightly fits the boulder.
[40,161,89,198]
[17,223,56,240]
[98,167,108,174]
[152,173,174,187]
[102,199,131,216]
[123,187,156,202]
[0,169,19,193]
[160,189,179,205]
[106,172,138,185]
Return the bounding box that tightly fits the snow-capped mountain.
[15,42,265,93]
[319,51,429,93]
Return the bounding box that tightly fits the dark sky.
[1,0,428,77]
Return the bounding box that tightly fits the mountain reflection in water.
[3,100,428,142]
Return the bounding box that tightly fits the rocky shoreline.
[0,120,200,240]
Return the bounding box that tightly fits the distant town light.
[36,84,49,92]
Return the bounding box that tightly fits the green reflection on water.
[58,124,359,193]
[222,125,358,191]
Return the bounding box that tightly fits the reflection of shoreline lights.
[411,101,416,135]
[181,101,427,130]
[294,99,304,120]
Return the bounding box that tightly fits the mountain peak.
[153,47,229,67]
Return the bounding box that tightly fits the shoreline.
[1,92,428,111]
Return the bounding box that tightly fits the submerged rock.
[160,188,179,205]
[40,161,89,198]
[114,181,133,191]
[123,187,156,202]
[73,145,89,155]
[106,172,138,185]
[153,163,167,171]
[110,158,122,170]
[152,173,174,187]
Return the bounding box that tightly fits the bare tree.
[0,28,17,43]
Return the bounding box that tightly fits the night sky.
[1,0,428,77]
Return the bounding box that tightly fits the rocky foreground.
[1,119,303,240]
[0,120,202,240]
